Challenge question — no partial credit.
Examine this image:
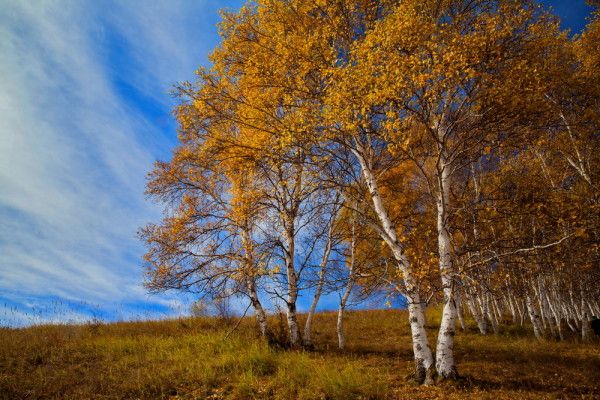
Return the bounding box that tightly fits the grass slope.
[0,309,598,399]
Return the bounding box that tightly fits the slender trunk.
[303,214,336,347]
[353,144,434,383]
[456,291,466,331]
[467,294,488,334]
[591,300,600,316]
[248,280,269,337]
[435,160,458,379]
[582,309,592,341]
[493,297,503,325]
[478,293,497,334]
[569,289,582,321]
[534,283,548,331]
[486,294,499,334]
[337,280,353,350]
[559,111,593,185]
[566,316,577,333]
[546,293,564,341]
[585,300,596,317]
[517,299,525,327]
[337,218,356,350]
[507,294,517,324]
[241,227,269,338]
[336,306,346,350]
[581,297,591,341]
[284,221,300,347]
[562,303,577,332]
[526,294,544,340]
[303,271,324,347]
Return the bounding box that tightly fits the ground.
[0,309,598,399]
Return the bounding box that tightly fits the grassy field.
[0,309,599,399]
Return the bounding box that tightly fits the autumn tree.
[142,0,599,386]
[327,0,571,379]
[140,123,271,336]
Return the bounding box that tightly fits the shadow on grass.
[456,343,600,367]
[457,374,600,396]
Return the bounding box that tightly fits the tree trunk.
[581,297,592,341]
[569,288,582,321]
[353,144,434,383]
[337,280,353,350]
[408,294,436,384]
[481,293,498,334]
[467,294,488,334]
[337,218,356,350]
[284,222,300,347]
[526,294,544,339]
[493,297,503,324]
[434,161,458,380]
[564,307,577,333]
[488,295,499,334]
[304,214,336,347]
[545,291,564,340]
[581,310,592,341]
[456,291,466,331]
[507,294,518,324]
[241,228,269,338]
[248,282,269,338]
[517,300,525,327]
[336,305,346,350]
[534,283,549,331]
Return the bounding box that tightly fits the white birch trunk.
[534,283,548,331]
[582,310,592,341]
[591,300,600,316]
[241,228,269,338]
[337,279,353,350]
[336,305,346,350]
[456,291,466,331]
[303,216,335,347]
[507,294,518,324]
[434,160,458,379]
[467,295,488,334]
[337,218,356,350]
[284,222,300,347]
[585,300,596,317]
[545,292,564,341]
[526,294,544,339]
[353,144,434,383]
[493,297,503,325]
[517,299,525,327]
[581,297,592,341]
[563,306,577,333]
[569,289,582,321]
[248,280,269,338]
[486,294,499,334]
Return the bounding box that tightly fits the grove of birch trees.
[141,0,600,384]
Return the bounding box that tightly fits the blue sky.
[0,0,594,326]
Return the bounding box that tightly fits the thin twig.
[223,302,252,340]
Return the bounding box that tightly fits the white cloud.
[0,0,242,324]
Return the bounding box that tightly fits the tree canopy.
[142,0,600,384]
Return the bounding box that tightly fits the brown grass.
[0,309,598,399]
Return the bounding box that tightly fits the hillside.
[0,309,599,399]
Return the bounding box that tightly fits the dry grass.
[0,309,598,399]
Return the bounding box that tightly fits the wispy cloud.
[0,0,242,325]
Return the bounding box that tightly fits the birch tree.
[141,0,600,387]
[328,0,564,380]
